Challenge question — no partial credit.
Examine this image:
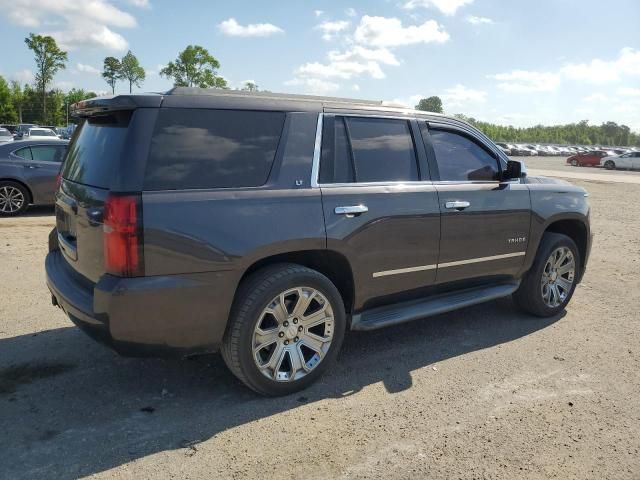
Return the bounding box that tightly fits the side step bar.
[350,281,520,331]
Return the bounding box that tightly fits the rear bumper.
[46,249,237,357]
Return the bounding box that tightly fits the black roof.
[71,87,450,121]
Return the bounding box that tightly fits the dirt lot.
[1,160,639,479]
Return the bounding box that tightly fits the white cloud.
[403,0,473,16]
[75,63,101,75]
[561,47,640,84]
[441,84,487,107]
[218,18,284,37]
[314,10,324,17]
[284,77,339,95]
[618,87,640,97]
[10,69,35,84]
[0,0,136,51]
[352,84,360,91]
[489,70,561,92]
[583,93,609,103]
[127,0,150,7]
[316,20,350,41]
[466,15,493,25]
[345,8,357,17]
[354,15,449,48]
[296,60,385,80]
[328,46,399,66]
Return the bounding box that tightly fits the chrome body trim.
[372,264,437,278]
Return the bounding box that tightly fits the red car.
[566,150,614,167]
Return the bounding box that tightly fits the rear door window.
[30,145,67,162]
[320,116,419,183]
[61,111,132,188]
[144,108,285,190]
[13,147,32,160]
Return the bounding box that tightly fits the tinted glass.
[31,145,67,162]
[319,117,354,183]
[62,111,131,188]
[145,108,285,190]
[346,117,418,183]
[13,147,32,160]
[430,129,499,181]
[0,130,11,137]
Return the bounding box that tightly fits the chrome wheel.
[0,186,25,213]
[253,287,334,382]
[540,247,575,308]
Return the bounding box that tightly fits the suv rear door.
[420,121,531,284]
[317,113,440,309]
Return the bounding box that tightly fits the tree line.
[0,33,637,147]
[415,96,640,147]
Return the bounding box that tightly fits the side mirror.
[503,159,526,180]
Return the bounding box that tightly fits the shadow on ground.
[0,298,562,479]
[21,205,55,218]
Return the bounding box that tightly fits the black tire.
[513,232,580,317]
[570,159,579,167]
[0,181,30,217]
[221,263,346,396]
[604,160,616,170]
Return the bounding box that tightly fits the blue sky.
[1,0,639,130]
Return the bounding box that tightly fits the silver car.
[0,139,68,216]
[0,128,14,143]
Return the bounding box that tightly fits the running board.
[350,282,520,331]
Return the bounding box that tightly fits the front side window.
[429,129,500,182]
[145,108,285,190]
[320,116,419,183]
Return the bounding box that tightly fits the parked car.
[45,89,592,396]
[26,127,58,138]
[0,128,14,143]
[0,139,68,216]
[566,150,611,167]
[495,142,512,155]
[600,151,640,170]
[14,123,37,139]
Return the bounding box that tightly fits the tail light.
[103,193,144,277]
[55,173,61,190]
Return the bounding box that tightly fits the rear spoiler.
[72,94,164,117]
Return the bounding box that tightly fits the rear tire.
[0,181,29,217]
[513,233,580,317]
[222,263,346,396]
[604,160,616,170]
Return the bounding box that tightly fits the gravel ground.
[1,163,639,479]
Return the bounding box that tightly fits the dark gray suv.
[45,88,592,395]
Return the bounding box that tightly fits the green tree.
[415,96,443,113]
[102,56,122,94]
[242,81,259,92]
[24,33,68,122]
[0,76,18,123]
[120,50,145,93]
[10,81,25,123]
[160,45,227,88]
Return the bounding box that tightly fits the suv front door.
[317,113,441,310]
[420,122,531,285]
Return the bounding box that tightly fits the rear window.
[144,108,285,190]
[61,112,131,188]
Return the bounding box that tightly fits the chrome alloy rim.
[253,287,334,382]
[0,186,25,213]
[541,247,575,308]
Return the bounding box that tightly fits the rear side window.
[30,145,67,162]
[429,129,500,182]
[62,111,131,188]
[144,109,285,190]
[13,147,32,160]
[320,116,419,183]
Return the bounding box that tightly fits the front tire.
[604,160,616,170]
[222,264,346,396]
[513,233,580,317]
[0,181,29,216]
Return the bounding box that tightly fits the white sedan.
[600,151,640,170]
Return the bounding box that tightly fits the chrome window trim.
[310,113,323,188]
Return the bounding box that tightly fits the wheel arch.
[0,177,33,204]
[237,249,355,316]
[544,218,589,281]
